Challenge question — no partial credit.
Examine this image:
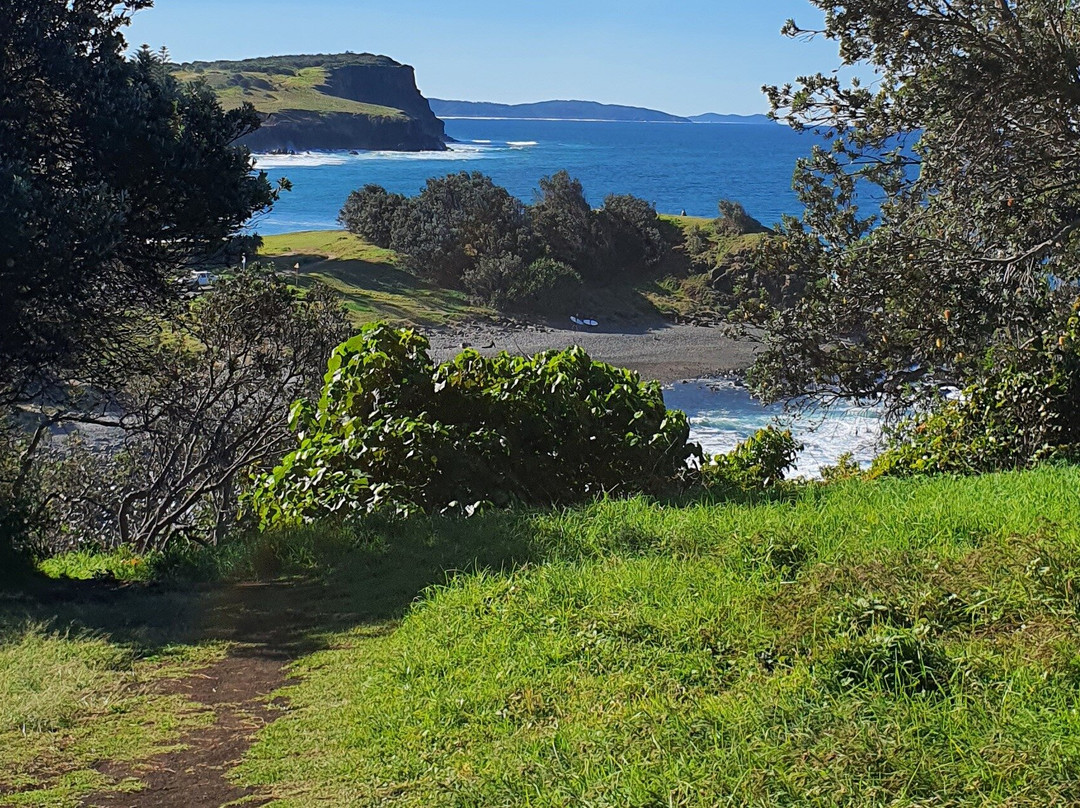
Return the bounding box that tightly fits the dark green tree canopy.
[750,0,1080,411]
[0,0,279,401]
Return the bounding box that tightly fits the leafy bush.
[715,199,770,236]
[873,312,1080,476]
[820,452,863,482]
[250,324,699,526]
[462,254,580,311]
[337,172,679,307]
[389,172,536,287]
[701,426,802,490]
[596,193,668,272]
[531,170,596,269]
[338,184,408,248]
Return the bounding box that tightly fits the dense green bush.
[530,170,596,269]
[391,172,535,287]
[338,171,674,308]
[596,193,668,271]
[701,426,802,490]
[715,199,770,237]
[250,324,698,526]
[337,184,407,248]
[462,254,580,310]
[873,308,1080,476]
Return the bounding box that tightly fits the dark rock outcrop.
[323,63,445,146]
[243,110,445,153]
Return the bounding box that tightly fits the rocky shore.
[426,319,757,383]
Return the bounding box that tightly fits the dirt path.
[84,583,325,808]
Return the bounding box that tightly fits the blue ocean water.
[252,119,818,235]
[251,119,882,469]
[664,382,881,477]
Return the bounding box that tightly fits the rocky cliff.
[175,54,447,152]
[242,110,445,153]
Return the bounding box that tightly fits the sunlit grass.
[11,467,1080,805]
[173,68,407,118]
[235,466,1080,806]
[259,231,491,326]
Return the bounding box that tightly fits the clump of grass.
[38,547,154,582]
[0,618,221,805]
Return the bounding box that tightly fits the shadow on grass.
[0,484,799,661]
[0,509,548,661]
[262,253,482,326]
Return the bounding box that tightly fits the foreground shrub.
[873,313,1080,476]
[701,426,802,490]
[250,324,698,526]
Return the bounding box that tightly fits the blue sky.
[126,1,842,116]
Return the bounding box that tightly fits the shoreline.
[425,319,757,384]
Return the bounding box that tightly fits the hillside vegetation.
[258,223,766,328]
[7,467,1080,805]
[172,65,406,117]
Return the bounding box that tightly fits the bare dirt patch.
[83,583,325,808]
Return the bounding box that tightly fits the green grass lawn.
[172,67,407,118]
[227,466,1080,806]
[9,467,1080,805]
[258,231,492,326]
[0,591,227,806]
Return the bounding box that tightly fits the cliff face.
[243,110,445,153]
[178,54,448,152]
[323,64,446,146]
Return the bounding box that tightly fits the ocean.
[252,118,818,235]
[664,382,881,477]
[251,118,881,472]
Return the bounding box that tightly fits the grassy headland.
[171,52,447,152]
[7,466,1080,805]
[171,66,406,118]
[258,219,764,329]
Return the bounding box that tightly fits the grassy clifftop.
[173,52,447,151]
[172,64,407,118]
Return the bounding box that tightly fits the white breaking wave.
[253,143,499,169]
[664,379,882,479]
[253,151,350,168]
[507,140,539,147]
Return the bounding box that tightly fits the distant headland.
[430,99,773,125]
[173,53,448,152]
[169,53,773,153]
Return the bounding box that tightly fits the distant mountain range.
[430,99,773,125]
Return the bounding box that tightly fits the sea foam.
[664,380,882,478]
[253,143,498,169]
